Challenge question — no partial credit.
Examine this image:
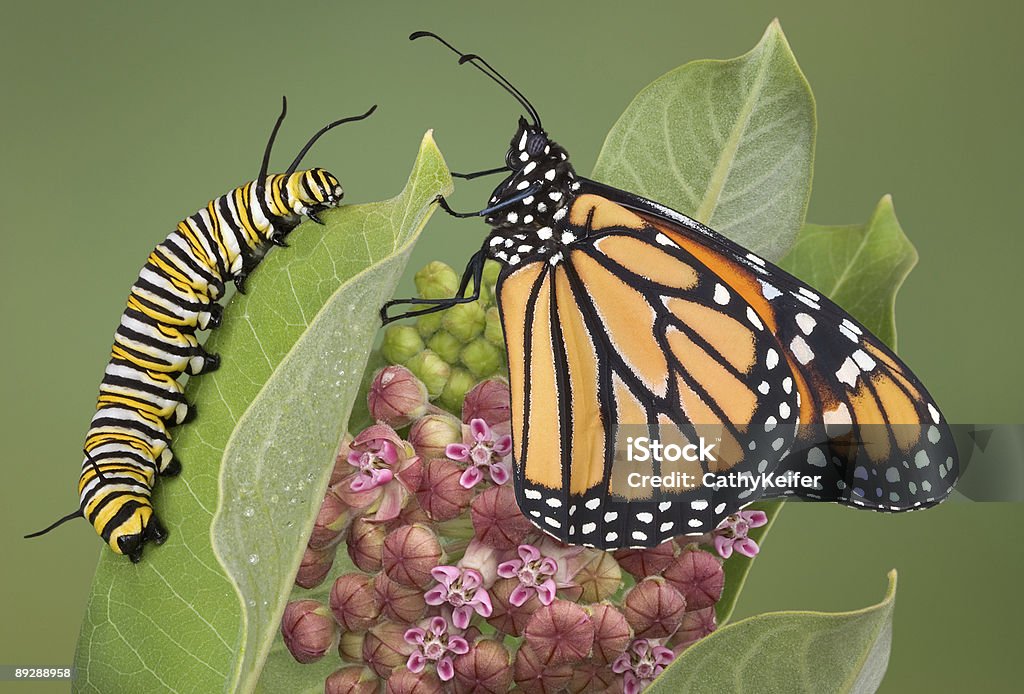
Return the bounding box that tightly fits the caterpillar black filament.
[26,98,376,562]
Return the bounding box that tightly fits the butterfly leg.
[380,248,486,324]
[434,184,542,219]
[450,165,510,180]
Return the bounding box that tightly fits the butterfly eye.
[526,133,548,156]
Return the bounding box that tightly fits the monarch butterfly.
[26,99,376,562]
[381,32,959,550]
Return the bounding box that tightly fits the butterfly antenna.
[410,31,542,128]
[258,96,289,194]
[24,509,84,539]
[285,104,377,175]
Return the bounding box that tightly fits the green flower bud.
[482,259,502,288]
[381,325,425,366]
[484,307,504,346]
[415,261,459,300]
[438,367,475,413]
[416,310,444,339]
[460,338,504,379]
[472,280,492,306]
[442,301,486,342]
[426,330,462,365]
[404,350,451,399]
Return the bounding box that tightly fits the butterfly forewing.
[499,195,800,548]
[629,206,959,513]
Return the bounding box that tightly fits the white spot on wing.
[747,307,764,330]
[790,335,814,365]
[852,349,876,371]
[795,313,816,335]
[759,280,782,300]
[836,357,860,387]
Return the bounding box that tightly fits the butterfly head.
[486,117,579,233]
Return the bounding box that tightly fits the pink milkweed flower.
[423,566,493,629]
[712,509,768,559]
[404,615,471,682]
[611,638,675,694]
[445,418,512,489]
[496,544,559,607]
[344,423,418,523]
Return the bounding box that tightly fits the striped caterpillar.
[26,98,375,562]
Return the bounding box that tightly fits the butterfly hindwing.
[590,178,959,513]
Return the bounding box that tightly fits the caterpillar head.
[108,506,168,563]
[277,168,344,219]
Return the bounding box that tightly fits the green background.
[1,1,1020,692]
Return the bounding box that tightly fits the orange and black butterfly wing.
[584,178,959,513]
[498,194,800,548]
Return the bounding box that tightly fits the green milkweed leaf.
[592,19,816,262]
[650,571,897,693]
[72,133,452,694]
[780,195,917,350]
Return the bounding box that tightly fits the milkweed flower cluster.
[280,261,772,693]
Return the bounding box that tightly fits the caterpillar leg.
[175,401,195,425]
[187,349,220,375]
[115,513,168,563]
[201,302,224,330]
[234,268,251,294]
[160,455,182,477]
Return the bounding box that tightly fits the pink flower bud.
[513,643,573,694]
[622,577,687,639]
[486,577,541,637]
[309,485,350,550]
[368,366,430,428]
[471,485,536,550]
[567,663,617,694]
[338,631,367,663]
[374,573,428,624]
[386,498,431,529]
[461,379,511,434]
[363,621,415,679]
[574,550,623,603]
[411,459,474,522]
[451,639,512,694]
[280,599,336,664]
[385,667,444,694]
[670,606,717,650]
[295,545,335,589]
[330,573,382,633]
[522,600,595,665]
[460,538,500,587]
[347,517,386,572]
[382,524,443,589]
[324,666,381,694]
[662,547,724,611]
[613,540,677,579]
[588,603,633,665]
[408,413,462,460]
